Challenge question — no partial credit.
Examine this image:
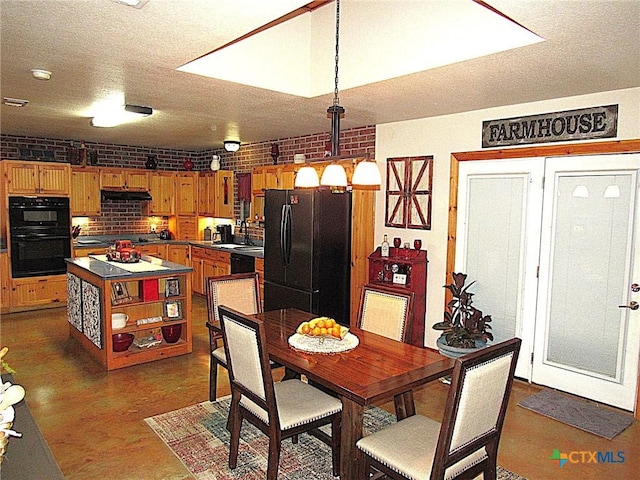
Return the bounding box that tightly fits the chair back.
[206,273,262,325]
[357,284,415,343]
[218,305,277,424]
[432,338,521,479]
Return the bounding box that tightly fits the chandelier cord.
[333,0,340,106]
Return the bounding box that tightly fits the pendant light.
[352,158,382,186]
[320,0,347,189]
[295,165,320,188]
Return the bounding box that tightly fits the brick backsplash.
[1,126,375,238]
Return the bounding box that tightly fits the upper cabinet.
[251,165,294,194]
[175,172,198,215]
[198,170,234,218]
[71,167,101,216]
[3,160,70,195]
[100,168,149,191]
[144,171,175,216]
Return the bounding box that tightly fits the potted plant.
[433,272,493,358]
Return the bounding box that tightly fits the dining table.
[254,308,455,480]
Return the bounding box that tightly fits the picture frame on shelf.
[165,277,180,297]
[163,300,182,320]
[111,282,131,305]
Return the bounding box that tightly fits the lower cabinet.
[11,275,67,309]
[191,247,231,294]
[255,257,264,308]
[1,253,11,313]
[167,244,190,266]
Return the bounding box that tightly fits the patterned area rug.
[518,389,634,440]
[145,397,526,480]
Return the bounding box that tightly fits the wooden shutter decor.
[385,156,433,230]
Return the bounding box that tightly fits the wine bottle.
[381,234,390,257]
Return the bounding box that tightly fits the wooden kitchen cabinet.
[169,216,197,241]
[3,160,70,195]
[11,274,67,309]
[175,172,198,215]
[190,247,230,294]
[145,171,175,216]
[255,257,264,308]
[70,167,101,216]
[167,244,190,266]
[198,170,234,218]
[100,168,149,191]
[0,252,10,313]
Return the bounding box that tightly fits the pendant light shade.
[352,159,382,186]
[295,165,320,188]
[320,163,348,187]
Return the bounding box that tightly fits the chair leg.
[331,414,341,477]
[266,431,282,480]
[209,356,218,402]
[228,398,242,470]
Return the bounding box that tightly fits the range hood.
[101,190,152,201]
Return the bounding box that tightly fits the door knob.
[619,301,639,310]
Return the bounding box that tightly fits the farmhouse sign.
[482,104,618,148]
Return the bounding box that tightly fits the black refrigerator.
[264,189,352,325]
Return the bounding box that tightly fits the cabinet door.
[38,163,70,194]
[279,167,295,190]
[146,172,175,215]
[100,169,126,189]
[71,168,101,215]
[191,256,204,294]
[170,215,197,240]
[168,244,190,266]
[197,175,211,215]
[5,161,39,193]
[264,166,280,190]
[252,167,266,194]
[125,170,149,191]
[214,170,234,218]
[0,252,10,311]
[175,173,198,215]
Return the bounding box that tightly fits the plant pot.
[436,334,487,359]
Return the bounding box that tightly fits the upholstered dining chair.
[218,305,343,480]
[356,337,521,480]
[206,273,262,401]
[357,284,415,343]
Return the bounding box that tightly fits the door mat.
[518,389,634,440]
[145,397,527,480]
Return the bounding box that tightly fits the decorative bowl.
[161,324,182,344]
[111,313,129,330]
[112,333,134,352]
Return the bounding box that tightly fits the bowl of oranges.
[296,317,348,341]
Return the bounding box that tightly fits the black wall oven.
[9,196,71,278]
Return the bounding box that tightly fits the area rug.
[518,389,634,440]
[145,397,526,480]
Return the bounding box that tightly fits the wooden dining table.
[253,308,455,480]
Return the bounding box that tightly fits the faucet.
[240,220,252,245]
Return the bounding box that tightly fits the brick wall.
[1,126,375,237]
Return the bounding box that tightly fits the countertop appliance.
[264,189,352,325]
[216,224,232,244]
[9,196,71,278]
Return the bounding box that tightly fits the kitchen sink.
[235,246,263,252]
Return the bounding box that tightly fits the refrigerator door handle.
[283,204,292,266]
[280,204,287,265]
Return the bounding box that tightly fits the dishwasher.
[230,253,255,274]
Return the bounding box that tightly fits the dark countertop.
[73,234,264,258]
[65,254,193,280]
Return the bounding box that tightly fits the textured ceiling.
[1,0,639,151]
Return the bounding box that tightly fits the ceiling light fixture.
[224,140,241,152]
[112,0,149,9]
[31,69,52,81]
[352,157,382,187]
[3,97,29,107]
[295,165,320,188]
[91,103,153,128]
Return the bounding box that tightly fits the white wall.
[374,87,640,348]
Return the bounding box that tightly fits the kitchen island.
[65,255,193,370]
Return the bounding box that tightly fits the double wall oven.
[9,196,71,278]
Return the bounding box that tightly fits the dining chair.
[206,273,262,401]
[356,337,521,480]
[357,284,415,343]
[218,305,343,480]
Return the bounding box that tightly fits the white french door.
[532,154,640,410]
[456,153,640,410]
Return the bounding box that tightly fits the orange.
[325,318,335,328]
[316,319,326,329]
[332,326,341,338]
[312,327,321,336]
[301,324,310,335]
[320,327,328,336]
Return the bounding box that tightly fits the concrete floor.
[1,296,638,479]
